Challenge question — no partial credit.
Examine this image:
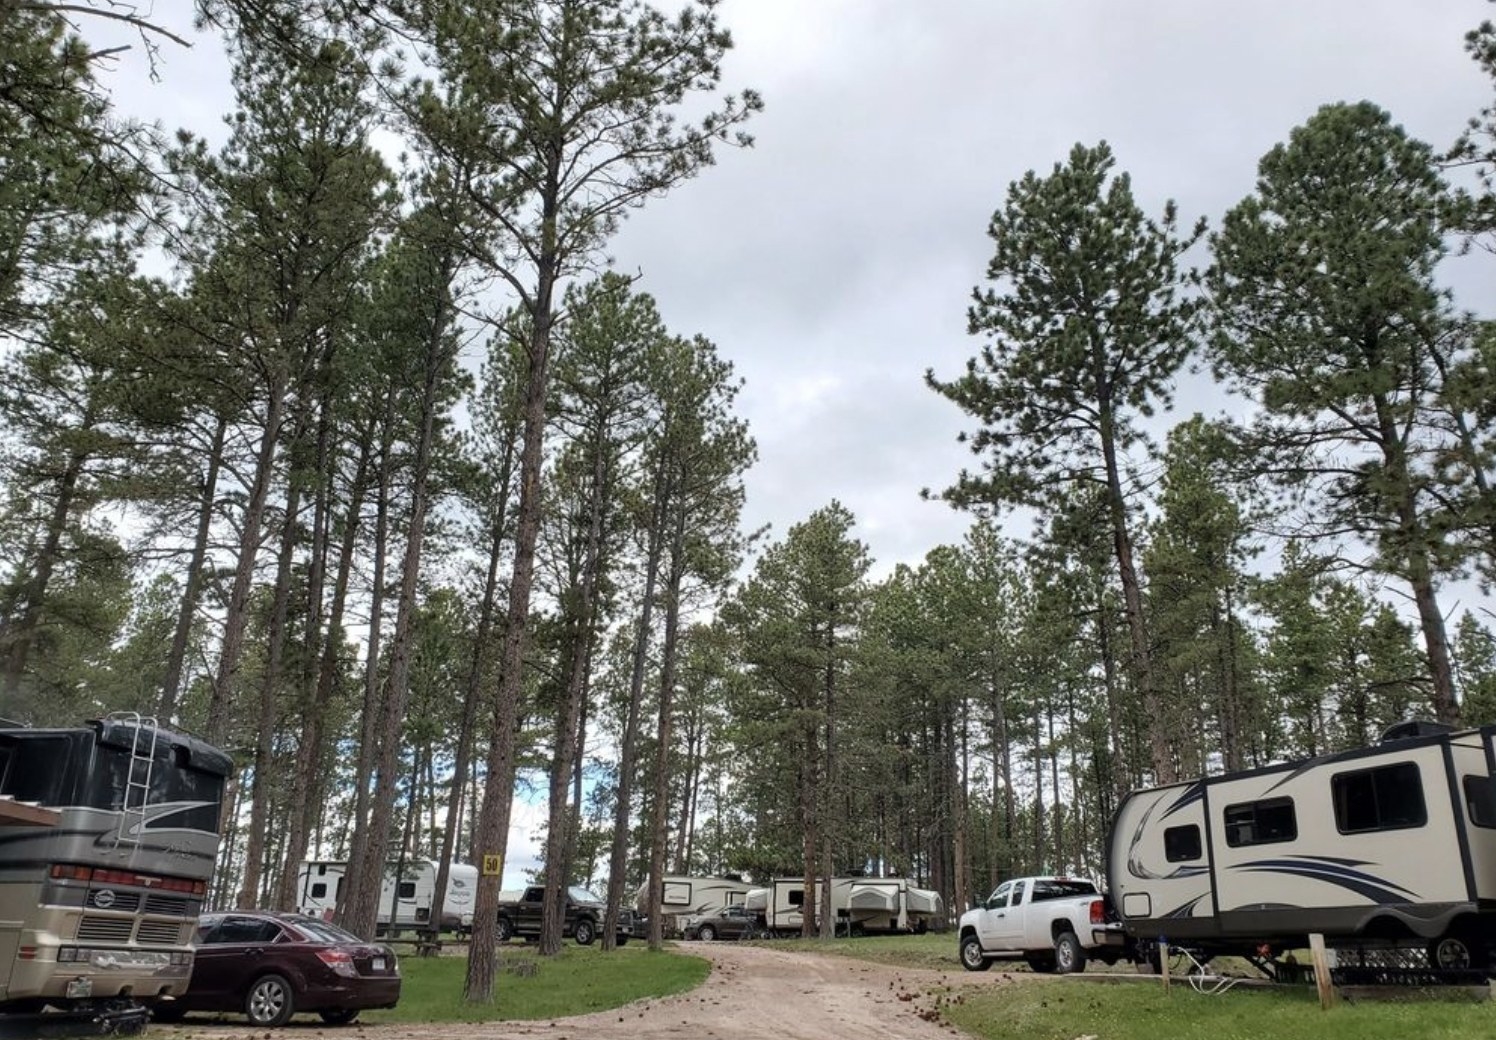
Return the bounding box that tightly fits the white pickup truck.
[957,876,1129,974]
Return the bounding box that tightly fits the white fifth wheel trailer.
[847,877,944,933]
[296,859,479,934]
[635,875,754,936]
[1106,721,1496,971]
[746,877,864,936]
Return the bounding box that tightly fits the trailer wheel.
[574,917,597,945]
[245,973,295,1027]
[1054,931,1088,974]
[319,1009,360,1025]
[959,934,992,972]
[1429,932,1485,972]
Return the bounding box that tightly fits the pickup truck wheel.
[1054,931,1088,974]
[497,916,514,942]
[959,934,992,972]
[1025,955,1055,974]
[574,918,597,946]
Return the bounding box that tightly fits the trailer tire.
[1429,932,1485,972]
[320,1009,360,1025]
[245,973,295,1027]
[574,917,597,945]
[959,934,992,972]
[1054,931,1087,974]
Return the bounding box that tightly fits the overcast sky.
[100,0,1492,885]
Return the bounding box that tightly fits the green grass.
[936,978,1496,1040]
[360,943,709,1023]
[763,930,962,970]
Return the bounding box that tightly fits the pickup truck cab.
[957,876,1127,974]
[496,886,635,946]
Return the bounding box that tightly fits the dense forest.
[2,0,1496,996]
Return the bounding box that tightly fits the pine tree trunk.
[161,415,227,719]
[274,431,374,910]
[541,434,609,956]
[207,372,288,745]
[466,253,560,1002]
[603,474,667,951]
[342,393,397,937]
[237,477,304,908]
[646,505,688,950]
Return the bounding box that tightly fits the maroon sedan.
[152,911,400,1027]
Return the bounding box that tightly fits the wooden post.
[1309,933,1334,1010]
[1159,941,1171,992]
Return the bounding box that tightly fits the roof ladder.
[109,711,159,848]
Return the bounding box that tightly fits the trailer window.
[398,881,417,898]
[1224,798,1297,846]
[1465,775,1496,829]
[1332,762,1426,834]
[311,882,328,898]
[1164,824,1202,862]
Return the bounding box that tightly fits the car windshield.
[292,918,363,944]
[568,887,602,904]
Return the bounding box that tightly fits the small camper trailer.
[636,875,754,936]
[1106,722,1496,969]
[297,859,479,934]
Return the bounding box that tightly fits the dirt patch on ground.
[169,942,1052,1040]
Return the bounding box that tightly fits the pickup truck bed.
[957,876,1129,974]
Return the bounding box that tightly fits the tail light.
[315,949,359,978]
[1089,899,1105,925]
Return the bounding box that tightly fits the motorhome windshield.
[82,745,225,830]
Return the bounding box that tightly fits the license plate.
[372,956,386,972]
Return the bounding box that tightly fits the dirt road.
[173,943,1045,1040]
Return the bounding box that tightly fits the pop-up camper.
[1106,722,1496,970]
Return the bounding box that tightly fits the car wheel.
[698,924,717,942]
[574,918,597,946]
[1054,931,1088,975]
[319,1009,360,1026]
[245,973,295,1027]
[497,916,514,942]
[959,934,992,972]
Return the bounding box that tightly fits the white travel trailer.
[297,859,480,934]
[1106,722,1496,970]
[847,877,944,934]
[746,877,864,936]
[636,875,754,936]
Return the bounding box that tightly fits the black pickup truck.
[496,885,636,945]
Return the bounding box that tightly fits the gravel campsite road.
[169,942,1051,1040]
